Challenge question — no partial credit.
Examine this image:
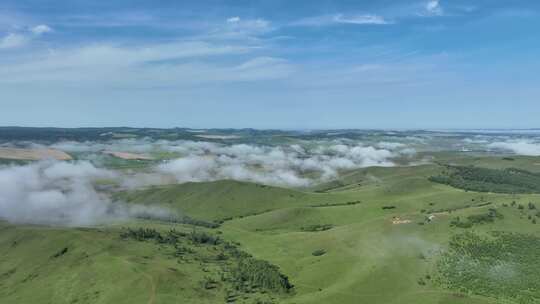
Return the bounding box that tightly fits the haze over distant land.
[1,0,540,129]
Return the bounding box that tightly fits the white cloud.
[333,14,392,25]
[159,156,217,182]
[488,140,540,156]
[0,160,174,226]
[232,56,294,80]
[377,142,406,150]
[42,138,415,187]
[156,140,412,187]
[293,13,392,27]
[238,18,269,30]
[425,0,444,16]
[0,33,27,49]
[0,42,293,86]
[7,138,419,189]
[463,137,489,144]
[236,56,285,69]
[227,16,241,23]
[0,24,52,50]
[219,17,271,38]
[31,24,52,35]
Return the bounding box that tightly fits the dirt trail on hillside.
[118,257,157,304]
[142,273,157,304]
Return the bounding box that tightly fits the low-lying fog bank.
[0,161,172,226]
[2,131,540,226]
[0,138,419,225]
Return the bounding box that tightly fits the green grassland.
[2,154,540,303]
[116,180,363,222]
[216,163,540,304]
[0,222,292,304]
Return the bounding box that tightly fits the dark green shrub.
[312,249,326,256]
[230,257,293,293]
[301,224,333,232]
[188,230,221,245]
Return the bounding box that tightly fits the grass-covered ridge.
[116,180,360,222]
[430,165,540,193]
[0,222,291,304]
[4,154,540,304]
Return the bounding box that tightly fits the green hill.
[4,157,540,304]
[116,180,360,222]
[0,222,290,304]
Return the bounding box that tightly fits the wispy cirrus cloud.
[205,16,273,41]
[0,40,250,67]
[0,40,293,87]
[0,23,52,50]
[333,14,393,25]
[225,16,270,30]
[0,33,27,49]
[292,13,393,27]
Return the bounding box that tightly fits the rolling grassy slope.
[116,180,361,222]
[113,162,540,303]
[0,222,289,304]
[221,197,540,304]
[4,157,540,304]
[216,164,540,304]
[0,223,206,304]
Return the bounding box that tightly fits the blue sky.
[1,0,539,129]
